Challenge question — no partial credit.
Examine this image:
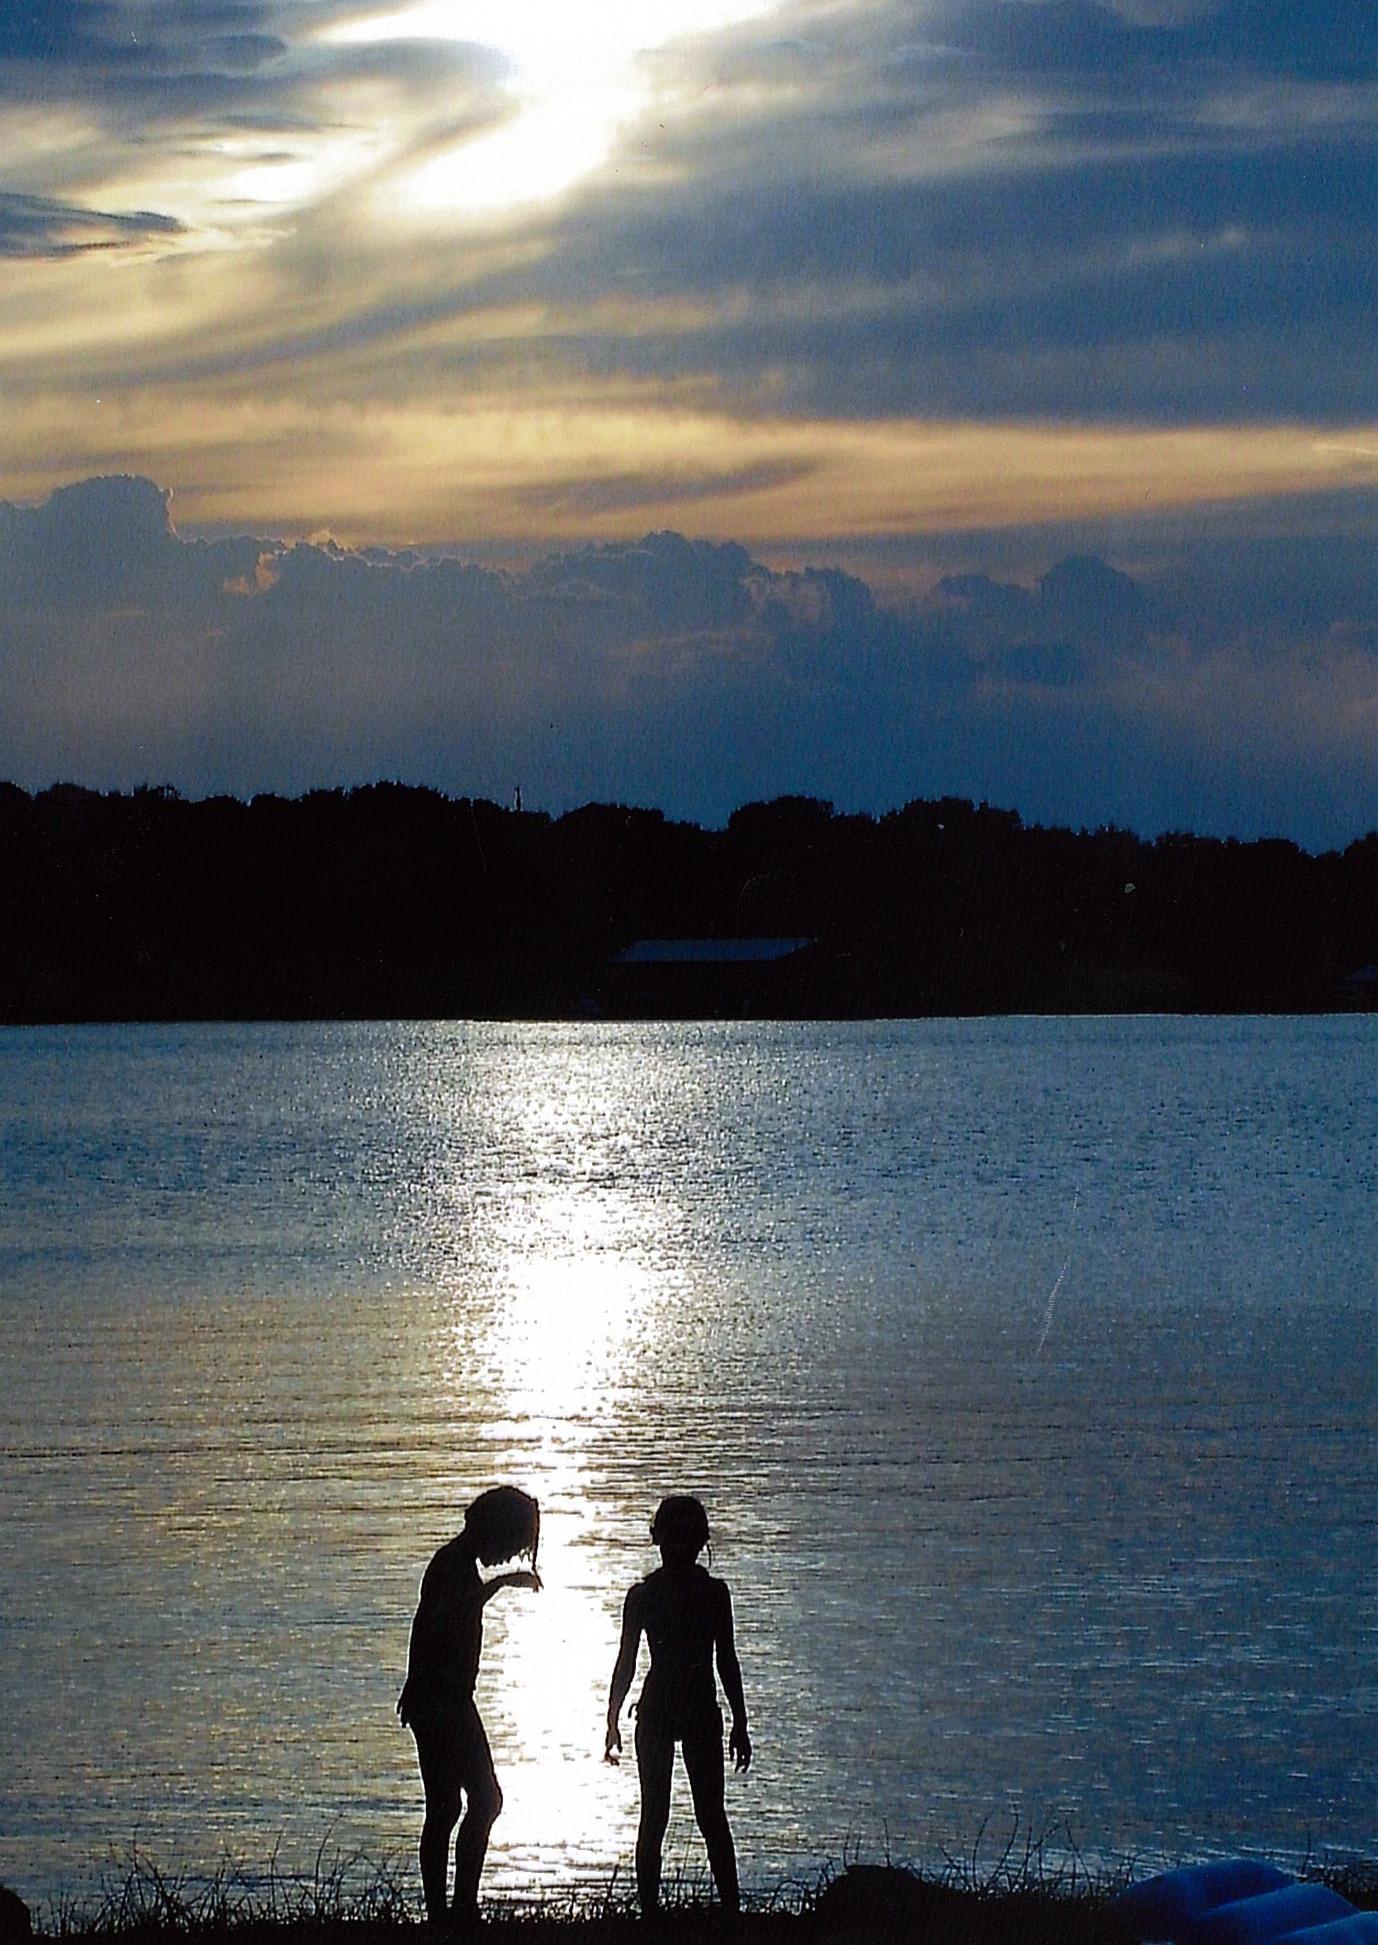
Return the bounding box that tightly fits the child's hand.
[729,1722,752,1772]
[603,1723,622,1765]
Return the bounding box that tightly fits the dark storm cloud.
[507,149,1373,421]
[0,0,110,61]
[0,0,286,84]
[935,554,1153,658]
[3,476,1377,849]
[454,0,1377,424]
[514,461,814,522]
[0,475,262,602]
[0,1,495,135]
[915,0,1378,80]
[0,190,183,256]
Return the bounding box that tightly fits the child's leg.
[682,1715,739,1913]
[413,1724,462,1925]
[451,1704,503,1923]
[634,1716,676,1913]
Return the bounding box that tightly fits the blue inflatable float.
[1115,1861,1372,1945]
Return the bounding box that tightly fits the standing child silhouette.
[398,1486,541,1929]
[605,1495,752,1915]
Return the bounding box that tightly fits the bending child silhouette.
[398,1486,541,1929]
[605,1495,752,1916]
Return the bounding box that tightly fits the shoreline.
[10,1855,1377,1945]
[1,1867,1128,1945]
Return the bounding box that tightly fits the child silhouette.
[605,1495,751,1915]
[398,1486,541,1929]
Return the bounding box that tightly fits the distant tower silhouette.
[513,784,523,813]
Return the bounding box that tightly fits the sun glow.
[404,67,638,214]
[323,0,784,215]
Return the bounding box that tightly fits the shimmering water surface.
[2,1017,1377,1914]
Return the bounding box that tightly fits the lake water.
[2,1017,1377,1917]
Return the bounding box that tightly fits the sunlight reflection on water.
[2,1018,1377,1913]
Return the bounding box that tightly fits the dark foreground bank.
[10,1861,1378,1945]
[1,1867,1128,1945]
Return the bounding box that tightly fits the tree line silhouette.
[2,779,1375,1022]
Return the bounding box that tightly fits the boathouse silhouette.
[605,936,818,1017]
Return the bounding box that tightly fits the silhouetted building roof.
[612,937,814,965]
[604,937,821,1018]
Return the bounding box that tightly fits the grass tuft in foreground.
[26,1833,1378,1945]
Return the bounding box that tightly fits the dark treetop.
[2,781,1375,1022]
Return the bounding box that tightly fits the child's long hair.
[465,1485,540,1570]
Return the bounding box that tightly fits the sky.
[1,0,1376,846]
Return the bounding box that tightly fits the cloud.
[0,191,183,257]
[1,0,1375,611]
[1095,3,1219,24]
[488,0,1377,428]
[934,553,1152,664]
[3,475,1377,849]
[8,0,1373,421]
[910,0,1378,81]
[0,0,108,61]
[0,0,504,237]
[513,461,814,522]
[0,0,1374,558]
[0,0,287,98]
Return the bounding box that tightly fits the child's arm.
[604,1585,644,1762]
[481,1569,542,1605]
[397,1584,439,1723]
[714,1583,752,1771]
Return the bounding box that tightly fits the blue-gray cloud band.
[3,476,1377,849]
